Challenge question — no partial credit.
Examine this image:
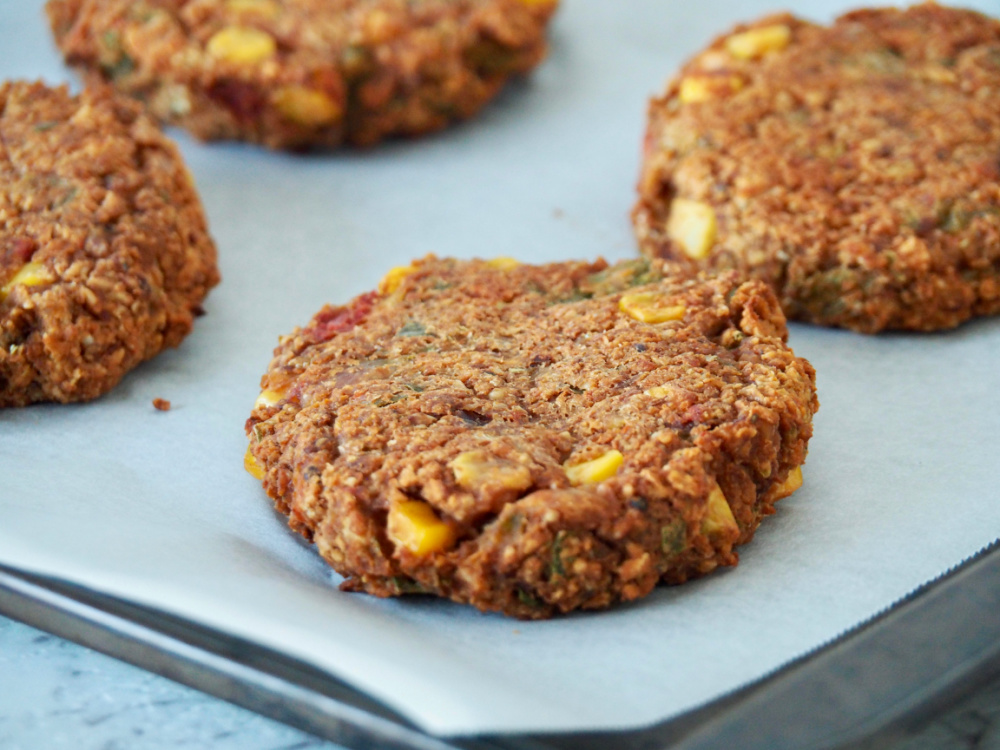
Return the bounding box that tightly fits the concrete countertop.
[2,614,999,750]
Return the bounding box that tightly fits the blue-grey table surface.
[1,613,999,750]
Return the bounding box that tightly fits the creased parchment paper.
[2,0,999,737]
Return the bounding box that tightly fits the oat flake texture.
[634,3,1000,333]
[246,257,818,619]
[0,81,218,407]
[47,0,558,149]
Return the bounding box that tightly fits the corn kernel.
[485,257,520,271]
[565,450,624,485]
[273,86,342,127]
[774,466,803,499]
[678,75,744,103]
[451,451,532,492]
[244,445,265,480]
[254,389,284,409]
[679,76,712,104]
[645,385,671,398]
[702,486,738,536]
[206,26,276,65]
[619,292,686,324]
[225,0,279,17]
[667,199,717,260]
[379,264,416,295]
[388,501,456,556]
[725,24,791,60]
[1,262,48,301]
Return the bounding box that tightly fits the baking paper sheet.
[3,0,1000,737]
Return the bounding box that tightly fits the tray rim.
[2,539,999,750]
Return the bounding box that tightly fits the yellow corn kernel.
[667,199,717,260]
[725,24,791,60]
[702,486,738,536]
[273,86,342,127]
[387,501,456,556]
[565,450,624,486]
[619,291,686,324]
[1,262,48,300]
[379,264,417,295]
[244,445,265,480]
[254,388,284,409]
[206,26,276,65]
[485,257,520,271]
[679,76,712,104]
[225,0,279,17]
[774,466,803,499]
[678,75,744,103]
[450,451,532,492]
[645,385,671,398]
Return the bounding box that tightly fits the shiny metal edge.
[0,566,503,750]
[2,542,999,750]
[531,540,1000,750]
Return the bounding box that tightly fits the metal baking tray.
[2,540,998,750]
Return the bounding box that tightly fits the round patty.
[0,81,219,407]
[47,0,558,149]
[244,257,818,619]
[633,4,1000,333]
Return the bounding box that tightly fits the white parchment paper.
[2,0,1000,737]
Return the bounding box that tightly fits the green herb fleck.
[104,54,135,80]
[101,29,121,51]
[374,393,409,407]
[53,188,78,209]
[392,576,428,594]
[341,44,374,78]
[582,259,659,297]
[549,531,570,578]
[499,512,524,535]
[551,289,594,305]
[98,30,134,79]
[661,520,686,556]
[516,588,543,608]
[397,320,427,337]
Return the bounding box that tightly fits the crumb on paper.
[153,398,171,411]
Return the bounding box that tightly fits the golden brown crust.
[634,4,1000,333]
[0,81,218,406]
[246,257,818,618]
[47,0,558,149]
